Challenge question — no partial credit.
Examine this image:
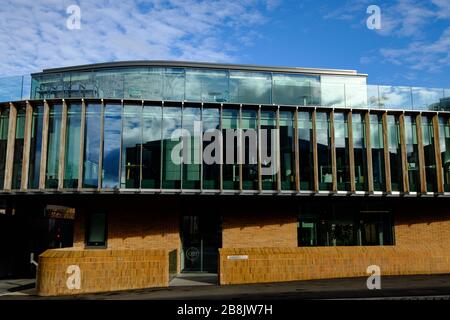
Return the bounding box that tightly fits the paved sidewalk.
[1,274,450,300]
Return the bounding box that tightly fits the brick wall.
[219,245,450,285]
[222,211,297,248]
[37,248,168,296]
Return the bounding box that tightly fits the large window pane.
[123,68,163,100]
[421,116,437,192]
[202,107,220,189]
[272,74,320,106]
[164,68,185,101]
[142,105,162,189]
[298,111,313,190]
[334,112,350,191]
[86,212,107,247]
[28,105,44,189]
[352,113,368,191]
[12,107,26,189]
[412,87,444,111]
[93,69,124,99]
[439,117,450,192]
[260,110,276,190]
[222,108,239,190]
[63,104,81,188]
[186,69,229,103]
[241,109,258,190]
[229,71,271,104]
[162,106,182,189]
[102,104,122,189]
[370,114,385,191]
[387,115,403,192]
[379,86,412,110]
[182,107,201,189]
[121,105,142,189]
[45,104,62,189]
[82,104,101,188]
[316,112,332,190]
[280,111,296,190]
[404,115,420,192]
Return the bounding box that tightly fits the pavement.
[1,274,450,300]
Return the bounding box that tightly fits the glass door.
[181,215,221,272]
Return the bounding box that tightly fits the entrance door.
[181,215,221,273]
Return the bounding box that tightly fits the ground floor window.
[298,205,394,246]
[86,212,107,247]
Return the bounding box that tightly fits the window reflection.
[121,105,142,189]
[222,107,239,190]
[334,112,350,191]
[186,69,229,103]
[63,104,82,188]
[387,115,403,192]
[202,107,220,189]
[182,107,201,189]
[352,113,368,191]
[260,110,276,190]
[45,104,62,189]
[439,117,450,192]
[421,116,437,192]
[316,112,332,190]
[162,106,182,189]
[12,106,26,189]
[229,71,271,104]
[272,74,320,106]
[164,68,185,101]
[28,105,44,189]
[404,115,420,192]
[298,111,314,190]
[83,104,101,188]
[370,114,385,191]
[102,104,122,189]
[241,109,258,190]
[142,105,162,189]
[280,111,296,190]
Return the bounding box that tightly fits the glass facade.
[421,116,437,192]
[370,114,385,191]
[404,115,420,192]
[121,105,142,189]
[387,115,403,192]
[0,100,449,194]
[352,113,368,191]
[28,105,44,189]
[298,203,394,246]
[298,111,314,190]
[334,112,350,191]
[63,104,82,188]
[0,108,8,188]
[279,111,296,190]
[439,117,450,192]
[102,104,122,189]
[11,106,25,189]
[45,104,62,189]
[82,104,101,188]
[316,112,332,191]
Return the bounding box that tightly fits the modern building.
[0,61,449,295]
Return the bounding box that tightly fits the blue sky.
[0,0,449,88]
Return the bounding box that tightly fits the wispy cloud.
[0,0,276,77]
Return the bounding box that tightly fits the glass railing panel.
[441,89,450,111]
[412,87,444,111]
[367,85,380,109]
[345,84,368,108]
[0,75,26,102]
[320,82,345,107]
[378,85,412,110]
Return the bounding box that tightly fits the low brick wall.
[37,248,169,296]
[219,246,450,285]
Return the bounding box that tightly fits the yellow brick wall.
[222,211,297,248]
[37,248,168,296]
[219,246,450,285]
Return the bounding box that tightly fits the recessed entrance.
[180,215,221,273]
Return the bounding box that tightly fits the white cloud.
[0,0,275,77]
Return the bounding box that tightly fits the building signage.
[227,255,249,260]
[45,205,75,220]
